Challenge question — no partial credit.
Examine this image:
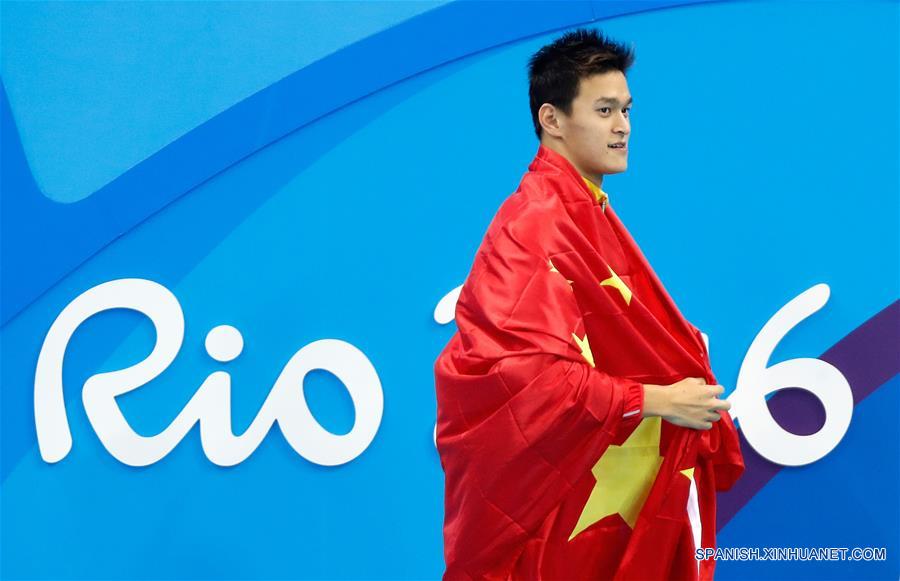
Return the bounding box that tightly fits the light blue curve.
[0,0,446,202]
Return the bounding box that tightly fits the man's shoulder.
[465,174,581,272]
[491,173,572,236]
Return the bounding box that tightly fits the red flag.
[434,144,744,580]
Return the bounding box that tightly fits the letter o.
[271,339,383,466]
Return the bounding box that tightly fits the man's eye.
[623,107,631,114]
[598,107,610,114]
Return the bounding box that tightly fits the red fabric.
[434,144,744,580]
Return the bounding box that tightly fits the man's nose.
[615,113,630,135]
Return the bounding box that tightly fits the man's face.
[551,70,632,179]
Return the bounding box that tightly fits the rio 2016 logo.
[35,279,851,468]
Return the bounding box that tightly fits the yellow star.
[571,332,595,367]
[568,417,663,541]
[600,265,632,305]
[548,258,574,286]
[680,467,695,480]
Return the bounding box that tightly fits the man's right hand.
[642,377,731,430]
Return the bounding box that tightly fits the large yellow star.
[568,416,663,541]
[572,332,595,367]
[600,265,633,305]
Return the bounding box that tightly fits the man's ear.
[538,103,564,139]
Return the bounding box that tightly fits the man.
[434,29,744,580]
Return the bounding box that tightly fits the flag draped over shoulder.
[434,144,744,580]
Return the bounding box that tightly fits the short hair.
[528,28,635,140]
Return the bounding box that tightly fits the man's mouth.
[608,142,627,152]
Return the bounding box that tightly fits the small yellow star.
[569,417,663,541]
[548,258,574,286]
[600,265,632,305]
[571,332,595,367]
[680,467,695,481]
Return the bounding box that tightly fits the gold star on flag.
[548,258,574,286]
[568,417,663,541]
[680,467,695,480]
[600,265,632,305]
[571,332,595,367]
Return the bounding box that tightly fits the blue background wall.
[2,1,897,578]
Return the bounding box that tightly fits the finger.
[692,377,707,385]
[705,411,723,422]
[710,384,725,395]
[698,420,713,431]
[709,398,730,411]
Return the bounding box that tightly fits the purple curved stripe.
[717,299,900,531]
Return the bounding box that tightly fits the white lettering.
[34,278,383,467]
[729,283,852,466]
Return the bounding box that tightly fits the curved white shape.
[35,278,384,467]
[35,278,184,463]
[730,283,853,466]
[434,284,463,324]
[268,339,384,467]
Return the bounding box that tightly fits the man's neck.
[541,140,603,189]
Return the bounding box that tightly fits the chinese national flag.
[434,144,744,580]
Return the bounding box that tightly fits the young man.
[434,29,744,580]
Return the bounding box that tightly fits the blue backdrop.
[2,1,897,579]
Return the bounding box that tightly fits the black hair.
[528,28,635,140]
